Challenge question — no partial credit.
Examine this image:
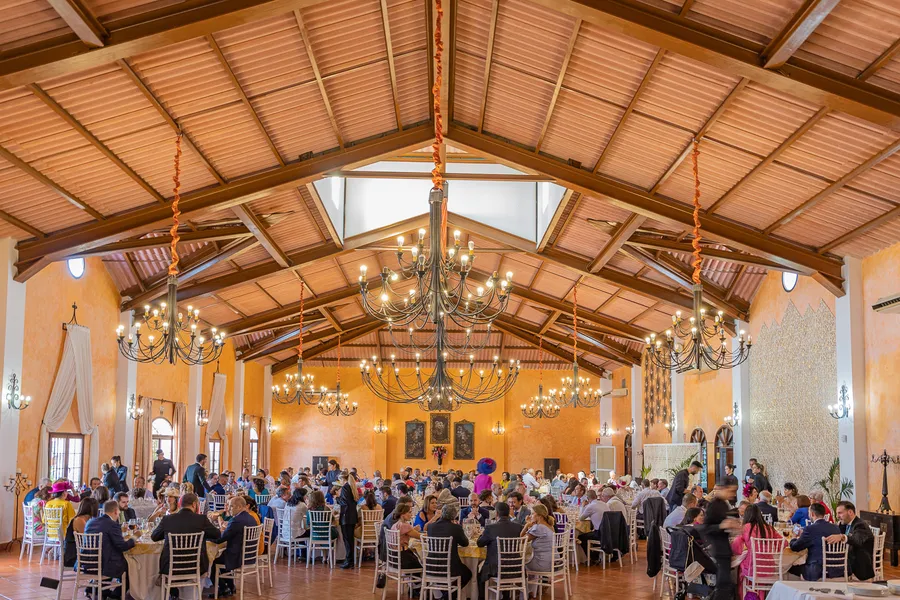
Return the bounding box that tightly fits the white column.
[599,376,613,445]
[671,369,685,442]
[262,365,272,468]
[114,310,137,474]
[630,365,643,478]
[231,360,245,471]
[186,364,203,460]
[0,239,26,543]
[835,258,868,507]
[732,320,751,483]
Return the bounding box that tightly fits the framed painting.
[453,420,475,460]
[404,419,426,459]
[430,413,451,444]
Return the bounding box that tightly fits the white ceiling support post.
[732,320,751,484]
[835,257,868,507]
[262,365,272,468]
[231,360,245,472]
[114,310,137,474]
[187,364,203,460]
[0,239,26,544]
[599,376,613,444]
[630,365,644,477]
[671,369,685,443]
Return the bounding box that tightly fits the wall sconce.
[491,421,505,436]
[724,399,741,427]
[664,414,677,434]
[599,422,615,437]
[624,419,635,435]
[374,419,388,434]
[126,394,143,420]
[828,383,851,420]
[196,407,209,427]
[6,373,30,411]
[267,418,276,434]
[240,413,250,430]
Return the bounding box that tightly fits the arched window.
[690,428,708,490]
[152,418,174,463]
[249,427,259,473]
[715,425,734,485]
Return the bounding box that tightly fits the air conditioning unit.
[873,293,900,314]
[611,388,628,397]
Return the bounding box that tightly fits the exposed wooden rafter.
[476,0,500,133]
[67,226,253,259]
[223,285,360,337]
[761,0,841,69]
[493,319,606,379]
[231,205,291,268]
[496,315,633,365]
[46,0,107,47]
[818,204,900,253]
[379,0,403,131]
[293,9,345,148]
[272,319,382,374]
[535,18,582,153]
[248,315,373,361]
[587,214,646,272]
[858,38,900,82]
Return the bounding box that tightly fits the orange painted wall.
[862,243,900,507]
[137,359,190,405]
[19,258,121,485]
[683,367,732,484]
[748,271,835,340]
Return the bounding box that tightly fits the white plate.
[886,580,900,595]
[847,583,890,597]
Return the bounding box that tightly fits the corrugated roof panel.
[301,0,386,77]
[453,44,487,128]
[794,0,900,77]
[530,264,579,299]
[554,195,635,260]
[717,163,828,230]
[539,89,623,168]
[597,294,655,322]
[297,184,332,242]
[656,138,760,209]
[777,112,898,181]
[0,0,72,53]
[493,0,576,82]
[394,49,430,127]
[732,270,766,303]
[832,214,900,257]
[499,253,541,285]
[103,255,138,291]
[849,151,900,204]
[606,253,645,274]
[634,52,741,132]
[247,187,325,252]
[868,52,900,96]
[83,0,186,21]
[482,64,554,148]
[218,287,281,316]
[387,0,426,54]
[596,112,693,189]
[231,244,273,269]
[0,158,92,236]
[634,307,678,333]
[253,83,340,159]
[776,188,893,250]
[323,61,397,143]
[685,0,805,45]
[298,258,350,294]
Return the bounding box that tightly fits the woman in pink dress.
[474,458,496,494]
[731,504,782,591]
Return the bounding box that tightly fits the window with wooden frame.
[49,433,84,485]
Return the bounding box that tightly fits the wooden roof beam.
[476,0,499,133]
[223,285,360,337]
[272,319,382,374]
[496,314,632,365]
[492,320,606,379]
[859,38,900,82]
[65,226,252,259]
[620,232,795,272]
[547,321,641,365]
[587,213,646,272]
[246,315,372,361]
[46,0,106,47]
[293,10,344,148]
[231,205,291,268]
[535,18,582,153]
[536,189,577,252]
[762,0,841,69]
[379,0,403,131]
[817,204,900,254]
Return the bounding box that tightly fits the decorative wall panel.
[749,300,838,493]
[642,351,671,434]
[643,442,702,483]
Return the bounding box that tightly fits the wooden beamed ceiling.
[5,0,900,373]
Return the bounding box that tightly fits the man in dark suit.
[668,461,702,512]
[114,492,136,523]
[111,456,129,494]
[183,454,212,499]
[827,501,874,581]
[84,500,136,591]
[102,462,124,494]
[757,491,780,523]
[337,476,359,569]
[152,449,176,495]
[212,495,257,596]
[450,479,470,500]
[476,502,522,600]
[789,503,843,581]
[381,486,397,517]
[151,493,221,582]
[427,503,472,599]
[461,492,491,527]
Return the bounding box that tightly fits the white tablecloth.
[768,581,900,600]
[124,540,221,600]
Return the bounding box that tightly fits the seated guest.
[550,474,568,496]
[114,492,136,523]
[477,502,522,600]
[248,477,267,501]
[357,490,383,522]
[731,504,781,581]
[691,485,709,510]
[85,500,136,588]
[790,495,813,526]
[757,491,779,523]
[461,493,490,527]
[789,502,843,581]
[150,488,181,522]
[665,494,698,528]
[745,486,759,504]
[285,488,310,539]
[577,489,608,554]
[657,479,669,498]
[267,486,290,513]
[92,485,110,505]
[539,494,558,516]
[24,478,52,505]
[63,498,99,568]
[631,478,660,514]
[212,496,257,596]
[426,503,471,597]
[778,482,799,511]
[810,491,834,523]
[737,500,751,519]
[111,456,129,494]
[389,504,423,571]
[605,488,627,515]
[523,504,555,596]
[101,462,123,494]
[381,486,397,517]
[827,501,874,581]
[449,478,470,500]
[414,494,439,531]
[151,493,221,588]
[45,482,77,541]
[208,473,227,496]
[507,492,531,527]
[680,507,704,526]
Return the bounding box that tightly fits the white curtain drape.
[204,372,228,461]
[134,396,153,481]
[258,416,269,472]
[38,324,97,481]
[173,403,188,477]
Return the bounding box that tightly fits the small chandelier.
[272,280,329,406]
[625,419,635,434]
[521,336,560,419]
[196,407,209,427]
[664,414,677,434]
[267,418,276,434]
[240,413,250,430]
[116,134,225,365]
[556,284,602,409]
[724,399,741,427]
[374,419,388,434]
[645,142,751,372]
[126,394,143,420]
[828,383,850,420]
[318,335,357,417]
[599,422,615,437]
[5,373,30,411]
[491,421,505,435]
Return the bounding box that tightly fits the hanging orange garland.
[168,133,183,276]
[690,140,703,285]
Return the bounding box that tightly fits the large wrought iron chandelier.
[356,3,519,412]
[521,336,560,419]
[553,284,603,409]
[317,335,357,417]
[644,142,752,372]
[272,280,329,405]
[116,134,225,365]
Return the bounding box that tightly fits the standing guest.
[826,501,874,581]
[267,487,290,513]
[750,463,772,494]
[427,503,471,598]
[381,486,397,517]
[757,491,779,523]
[744,458,759,485]
[476,502,521,600]
[183,454,212,499]
[338,473,360,569]
[790,495,813,526]
[114,492,136,523]
[151,493,220,589]
[101,462,123,494]
[577,489,608,554]
[731,504,782,583]
[151,449,175,495]
[325,460,341,487]
[668,461,703,511]
[507,492,531,527]
[212,496,256,597]
[111,456,129,494]
[474,458,496,495]
[789,503,843,581]
[697,498,741,600]
[722,464,739,492]
[85,500,135,590]
[24,478,52,505]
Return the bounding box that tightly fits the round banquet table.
[409,537,487,600]
[125,538,222,600]
[765,581,900,600]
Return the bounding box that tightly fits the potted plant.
[815,457,854,514]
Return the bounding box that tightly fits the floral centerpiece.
[433,445,448,466]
